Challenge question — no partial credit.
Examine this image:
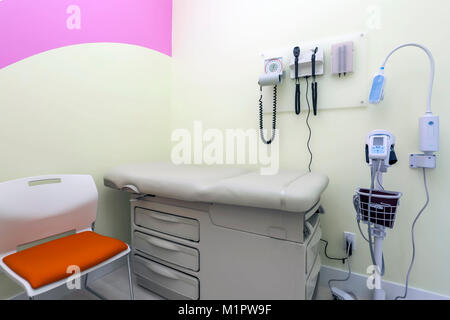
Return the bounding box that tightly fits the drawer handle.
[122,184,140,193]
[149,212,181,223]
[307,225,322,247]
[146,237,180,252]
[144,261,180,280]
[305,222,314,235]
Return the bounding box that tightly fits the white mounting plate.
[410,154,436,169]
[260,32,369,113]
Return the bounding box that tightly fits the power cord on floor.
[327,240,353,296]
[395,168,430,300]
[320,239,348,264]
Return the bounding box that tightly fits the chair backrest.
[0,175,98,253]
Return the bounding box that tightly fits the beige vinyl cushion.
[104,162,329,213]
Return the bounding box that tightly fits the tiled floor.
[61,265,333,300]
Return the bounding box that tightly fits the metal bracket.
[372,225,387,239]
[410,154,436,169]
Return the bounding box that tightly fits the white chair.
[0,175,133,300]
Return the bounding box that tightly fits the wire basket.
[355,188,402,229]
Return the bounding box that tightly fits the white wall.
[171,0,450,296]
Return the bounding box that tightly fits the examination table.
[104,163,329,300]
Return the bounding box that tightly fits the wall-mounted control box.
[331,41,354,75]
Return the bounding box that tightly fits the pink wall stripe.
[0,0,172,69]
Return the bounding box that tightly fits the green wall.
[2,0,449,299]
[0,43,171,298]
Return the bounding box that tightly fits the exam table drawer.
[306,226,322,274]
[134,207,200,242]
[134,231,199,271]
[305,255,321,300]
[134,255,199,300]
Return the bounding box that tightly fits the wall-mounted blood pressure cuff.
[258,73,282,87]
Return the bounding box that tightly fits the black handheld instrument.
[293,46,301,115]
[311,47,319,116]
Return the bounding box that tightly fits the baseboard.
[319,265,450,300]
[9,258,448,300]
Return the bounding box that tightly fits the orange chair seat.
[2,231,128,289]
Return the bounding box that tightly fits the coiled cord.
[305,77,313,172]
[259,85,277,145]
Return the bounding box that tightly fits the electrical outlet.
[344,232,356,252]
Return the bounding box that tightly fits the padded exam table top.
[104,162,329,213]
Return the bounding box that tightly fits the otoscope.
[294,47,301,115]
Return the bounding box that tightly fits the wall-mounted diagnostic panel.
[260,32,369,114]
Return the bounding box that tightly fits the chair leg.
[84,271,88,289]
[84,255,133,300]
[127,254,134,300]
[84,271,107,300]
